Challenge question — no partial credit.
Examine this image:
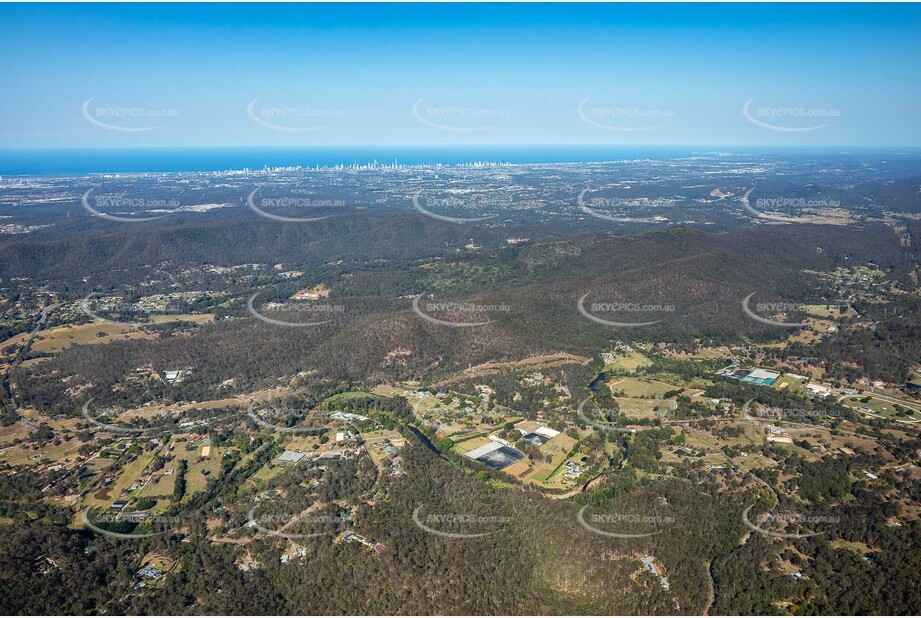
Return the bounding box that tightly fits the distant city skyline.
[2,3,920,149]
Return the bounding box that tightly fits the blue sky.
[2,3,920,148]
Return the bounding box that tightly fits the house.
[163,369,190,384]
[138,565,162,579]
[110,500,129,511]
[641,556,669,589]
[36,556,60,575]
[330,411,370,422]
[534,426,560,439]
[277,450,306,464]
[740,368,780,385]
[562,460,585,479]
[806,383,833,398]
[343,531,385,553]
[343,532,367,544]
[488,434,513,447]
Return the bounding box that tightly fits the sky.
[2,2,920,149]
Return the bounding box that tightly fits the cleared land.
[609,377,679,398]
[618,397,673,419]
[1,314,214,356]
[605,351,652,373]
[524,432,578,484]
[841,394,921,420]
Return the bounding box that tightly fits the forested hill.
[14,220,919,415]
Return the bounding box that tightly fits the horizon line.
[3,144,921,152]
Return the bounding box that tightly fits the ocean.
[0,146,730,176]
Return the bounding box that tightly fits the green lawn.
[605,352,652,373]
[841,395,920,418]
[609,377,677,398]
[773,376,809,394]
